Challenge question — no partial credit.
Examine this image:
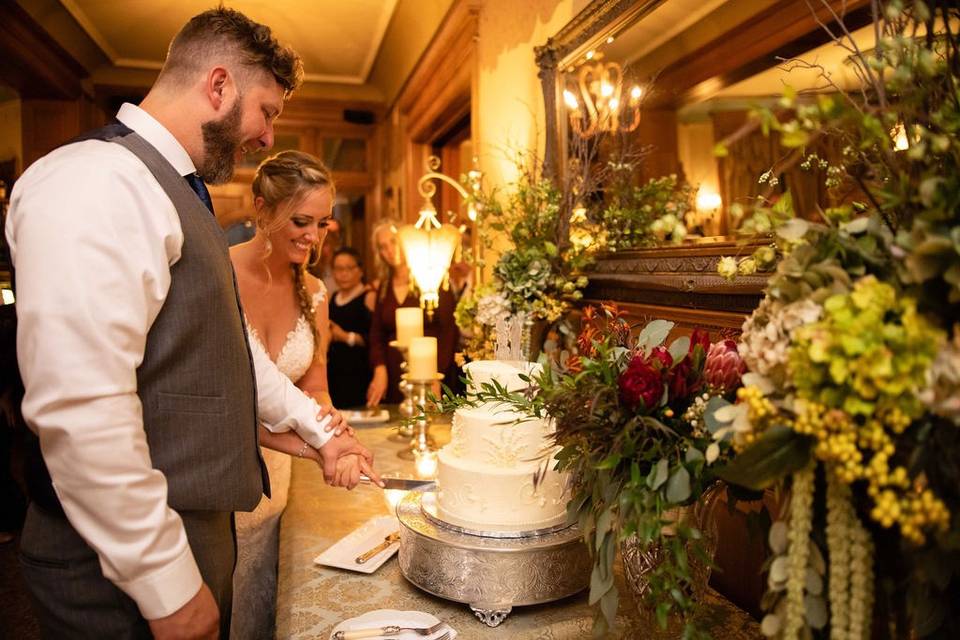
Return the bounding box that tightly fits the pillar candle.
[407,336,437,380]
[395,307,424,348]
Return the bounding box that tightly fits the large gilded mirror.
[536,0,874,325]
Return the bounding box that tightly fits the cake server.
[360,475,435,490]
[354,531,400,564]
[333,620,448,639]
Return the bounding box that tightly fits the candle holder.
[397,373,443,461]
[389,341,415,440]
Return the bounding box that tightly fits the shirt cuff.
[115,544,203,620]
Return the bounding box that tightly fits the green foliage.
[600,174,695,249]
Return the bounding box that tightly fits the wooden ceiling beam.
[643,0,873,108]
[0,1,89,99]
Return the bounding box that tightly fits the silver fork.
[334,622,451,640]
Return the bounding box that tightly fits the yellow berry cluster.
[733,386,777,451]
[869,486,950,545]
[792,400,950,546]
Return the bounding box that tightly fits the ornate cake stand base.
[396,490,590,626]
[469,606,512,627]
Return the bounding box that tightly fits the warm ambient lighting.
[892,123,909,151]
[695,187,723,212]
[395,307,423,347]
[564,60,643,138]
[414,449,439,479]
[1,289,13,305]
[398,156,482,317]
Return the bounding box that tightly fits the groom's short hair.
[157,7,303,98]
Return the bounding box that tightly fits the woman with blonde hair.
[366,219,458,406]
[230,150,359,638]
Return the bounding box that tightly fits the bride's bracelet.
[296,441,311,458]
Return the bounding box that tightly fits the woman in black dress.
[327,247,375,408]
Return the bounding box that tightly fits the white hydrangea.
[919,329,960,425]
[475,291,511,327]
[738,298,822,387]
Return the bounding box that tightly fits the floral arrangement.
[440,304,748,637]
[706,2,960,637]
[599,172,695,249]
[455,154,595,361]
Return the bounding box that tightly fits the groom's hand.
[148,582,219,640]
[319,431,377,486]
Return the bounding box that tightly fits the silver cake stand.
[396,490,591,627]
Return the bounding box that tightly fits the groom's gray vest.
[27,123,268,514]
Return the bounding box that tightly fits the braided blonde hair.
[253,150,334,353]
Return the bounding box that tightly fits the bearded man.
[4,8,380,639]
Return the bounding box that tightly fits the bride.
[229,150,346,639]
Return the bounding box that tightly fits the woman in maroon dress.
[366,220,458,406]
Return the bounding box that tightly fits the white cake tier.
[437,447,569,531]
[446,406,555,466]
[436,404,568,531]
[464,360,542,396]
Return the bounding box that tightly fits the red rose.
[619,354,664,411]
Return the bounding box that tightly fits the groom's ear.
[204,66,231,111]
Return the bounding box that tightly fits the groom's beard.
[198,98,243,185]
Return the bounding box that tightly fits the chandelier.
[397,156,481,317]
[563,60,643,138]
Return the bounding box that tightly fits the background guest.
[327,247,375,408]
[366,220,458,406]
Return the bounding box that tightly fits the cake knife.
[359,475,435,490]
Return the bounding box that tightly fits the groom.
[5,8,378,639]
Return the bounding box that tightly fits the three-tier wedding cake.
[435,360,569,532]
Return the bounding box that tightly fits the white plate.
[329,609,457,640]
[344,409,391,425]
[313,515,400,574]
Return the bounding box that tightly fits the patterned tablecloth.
[276,416,763,639]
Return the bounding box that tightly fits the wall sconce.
[563,61,643,138]
[398,156,481,317]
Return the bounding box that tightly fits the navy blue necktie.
[184,172,214,214]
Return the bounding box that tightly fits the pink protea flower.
[704,339,747,393]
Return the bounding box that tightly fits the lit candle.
[407,336,437,381]
[395,307,423,348]
[414,450,439,479]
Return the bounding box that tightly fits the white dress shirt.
[5,103,333,620]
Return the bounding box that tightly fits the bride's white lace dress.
[231,286,325,640]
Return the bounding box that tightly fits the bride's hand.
[316,404,354,437]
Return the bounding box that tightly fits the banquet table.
[276,414,763,639]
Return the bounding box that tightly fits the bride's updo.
[252,150,335,353]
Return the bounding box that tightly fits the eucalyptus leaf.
[716,425,813,490]
[589,558,614,605]
[666,466,691,503]
[637,320,674,351]
[704,397,732,433]
[777,218,810,241]
[768,521,789,554]
[668,336,690,362]
[804,594,828,629]
[650,458,669,490]
[600,586,619,629]
[685,447,704,463]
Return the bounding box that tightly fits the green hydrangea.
[788,276,944,419]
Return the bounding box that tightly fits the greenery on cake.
[707,2,960,637]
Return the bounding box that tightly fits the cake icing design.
[435,360,570,532]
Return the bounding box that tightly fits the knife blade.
[360,475,435,490]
